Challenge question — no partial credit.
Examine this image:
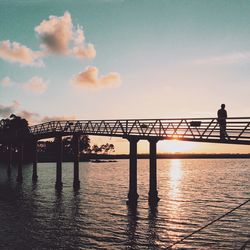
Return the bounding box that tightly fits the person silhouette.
[217,104,229,140]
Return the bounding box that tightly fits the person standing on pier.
[217,104,229,140]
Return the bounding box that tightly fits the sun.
[158,139,197,153]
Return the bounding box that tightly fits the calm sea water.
[0,159,249,249]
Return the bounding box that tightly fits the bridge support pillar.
[73,135,80,189]
[148,138,159,204]
[16,143,23,183]
[32,140,38,182]
[127,137,139,205]
[55,136,63,189]
[7,144,12,177]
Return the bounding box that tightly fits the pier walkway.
[1,117,250,204]
[28,117,250,144]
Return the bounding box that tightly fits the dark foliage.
[0,114,115,162]
[0,114,30,142]
[37,136,115,155]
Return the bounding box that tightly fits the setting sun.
[1,1,250,249]
[158,140,198,153]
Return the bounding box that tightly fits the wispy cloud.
[0,101,19,118]
[16,112,75,125]
[0,76,48,94]
[71,66,121,89]
[0,101,38,122]
[0,40,44,66]
[0,100,76,125]
[193,52,250,65]
[22,76,48,94]
[17,110,40,125]
[40,115,76,123]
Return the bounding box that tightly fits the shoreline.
[39,153,250,162]
[1,153,250,164]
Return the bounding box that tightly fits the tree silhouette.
[0,114,30,141]
[91,143,115,154]
[36,135,92,155]
[0,114,32,162]
[79,135,91,154]
[0,114,116,162]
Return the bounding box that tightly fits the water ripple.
[0,159,249,249]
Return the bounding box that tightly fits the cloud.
[22,76,48,94]
[0,40,44,66]
[0,101,19,118]
[71,43,96,58]
[35,12,72,54]
[73,26,85,46]
[72,66,121,89]
[0,100,75,125]
[17,110,40,125]
[1,76,11,87]
[35,12,96,59]
[193,52,250,65]
[0,12,96,68]
[1,76,48,95]
[26,114,76,125]
[40,115,76,123]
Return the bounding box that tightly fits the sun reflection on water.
[166,159,184,243]
[169,159,183,199]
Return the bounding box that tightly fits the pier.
[1,117,250,204]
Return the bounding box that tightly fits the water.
[0,159,249,249]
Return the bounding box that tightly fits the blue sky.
[1,0,250,153]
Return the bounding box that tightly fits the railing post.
[55,136,63,189]
[127,137,139,204]
[148,138,160,204]
[73,134,80,189]
[32,140,38,182]
[16,143,23,183]
[7,143,12,177]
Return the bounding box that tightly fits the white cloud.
[73,26,85,46]
[1,76,11,87]
[23,76,48,94]
[0,12,96,69]
[71,43,96,58]
[0,40,44,66]
[35,12,73,54]
[35,12,96,59]
[71,66,121,89]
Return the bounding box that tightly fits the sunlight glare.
[167,159,184,241]
[169,159,183,198]
[159,140,197,153]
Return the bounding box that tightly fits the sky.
[1,0,250,153]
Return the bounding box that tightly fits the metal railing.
[27,117,250,144]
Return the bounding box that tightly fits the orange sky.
[1,2,250,154]
[90,136,250,154]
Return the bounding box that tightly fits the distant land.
[1,153,250,164]
[37,153,250,162]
